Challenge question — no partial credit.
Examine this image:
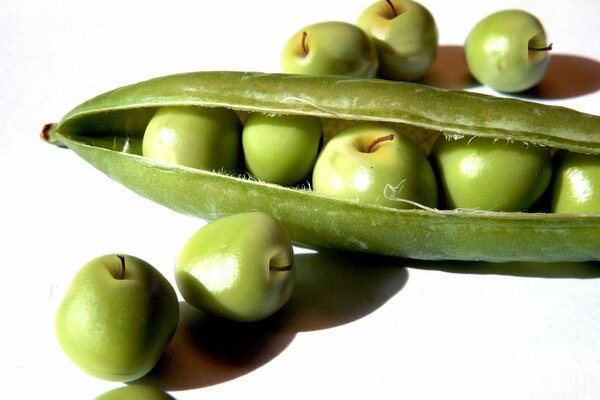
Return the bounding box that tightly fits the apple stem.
[529,43,553,52]
[270,264,293,272]
[385,0,398,18]
[117,254,126,279]
[366,134,395,153]
[301,31,308,55]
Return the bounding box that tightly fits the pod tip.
[40,122,67,147]
[40,122,56,141]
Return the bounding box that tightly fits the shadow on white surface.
[423,45,477,90]
[524,53,600,99]
[424,45,600,99]
[407,259,600,279]
[136,250,409,391]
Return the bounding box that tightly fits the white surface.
[2,0,600,399]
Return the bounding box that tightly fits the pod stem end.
[40,123,67,148]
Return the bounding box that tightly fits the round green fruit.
[431,135,552,211]
[175,212,295,322]
[356,0,438,81]
[312,123,438,209]
[551,151,600,213]
[55,254,179,382]
[142,106,242,172]
[95,384,175,400]
[464,9,551,93]
[242,113,322,186]
[281,21,379,78]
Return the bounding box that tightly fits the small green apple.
[175,212,295,322]
[311,123,438,209]
[431,135,552,211]
[95,384,175,400]
[142,106,242,172]
[465,9,551,93]
[55,254,179,382]
[281,21,379,78]
[356,0,438,81]
[242,113,322,186]
[551,151,600,214]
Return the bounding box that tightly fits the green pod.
[44,71,600,262]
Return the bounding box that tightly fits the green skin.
[281,21,379,78]
[175,212,295,322]
[242,113,322,186]
[142,106,241,172]
[356,0,438,81]
[551,151,600,214]
[465,9,551,93]
[312,123,438,209]
[432,136,552,211]
[95,385,175,400]
[55,255,179,382]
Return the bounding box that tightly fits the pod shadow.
[405,259,600,279]
[137,250,408,391]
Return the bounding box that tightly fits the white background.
[2,0,600,398]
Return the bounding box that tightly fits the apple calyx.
[301,31,309,55]
[365,134,395,153]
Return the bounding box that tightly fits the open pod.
[44,71,600,262]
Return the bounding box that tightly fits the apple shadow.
[136,250,409,392]
[135,301,296,392]
[276,249,409,332]
[521,53,600,100]
[422,45,477,90]
[423,46,600,100]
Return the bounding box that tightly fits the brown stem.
[366,134,395,153]
[301,31,308,55]
[117,254,126,279]
[385,0,398,17]
[529,43,553,52]
[270,264,294,272]
[40,123,56,142]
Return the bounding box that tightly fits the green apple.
[242,113,322,186]
[175,212,295,322]
[356,0,438,81]
[431,135,552,211]
[311,123,438,209]
[55,254,179,382]
[551,151,600,213]
[465,9,551,93]
[281,21,379,78]
[95,384,175,400]
[142,106,242,172]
